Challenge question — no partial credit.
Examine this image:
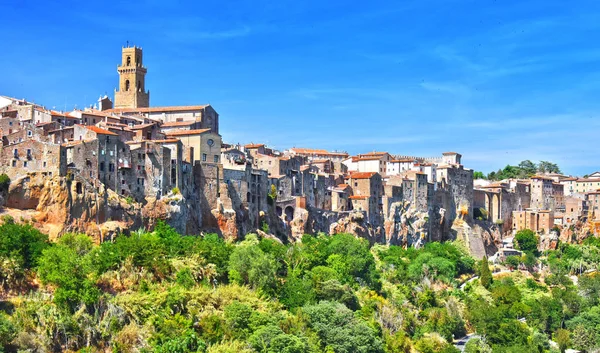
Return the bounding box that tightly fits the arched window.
[125,80,130,91]
[137,80,141,91]
[126,56,131,66]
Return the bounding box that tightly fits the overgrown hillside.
[0,216,599,352]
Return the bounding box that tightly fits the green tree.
[302,301,384,353]
[37,244,100,311]
[473,171,485,179]
[555,328,570,353]
[0,217,49,269]
[464,337,492,353]
[517,160,537,178]
[0,174,10,193]
[479,256,493,289]
[514,229,539,254]
[228,237,279,295]
[537,161,561,174]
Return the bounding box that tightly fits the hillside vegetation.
[1,216,600,352]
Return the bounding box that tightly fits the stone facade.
[114,46,150,109]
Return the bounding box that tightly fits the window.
[43,161,47,168]
[126,56,131,66]
[109,163,114,172]
[202,153,207,162]
[23,161,28,167]
[8,121,12,126]
[11,160,16,167]
[125,80,130,91]
[214,155,219,163]
[100,162,105,171]
[27,131,32,137]
[122,180,126,185]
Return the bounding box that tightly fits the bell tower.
[114,45,150,109]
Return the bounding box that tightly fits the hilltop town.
[1,46,598,258]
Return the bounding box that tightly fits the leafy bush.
[0,174,9,193]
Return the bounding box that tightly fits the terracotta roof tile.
[349,195,369,200]
[164,129,212,136]
[245,143,265,149]
[85,125,118,136]
[104,105,209,114]
[350,172,378,179]
[289,147,348,156]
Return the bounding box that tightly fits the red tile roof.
[349,195,369,200]
[245,143,265,149]
[104,105,208,114]
[85,125,118,136]
[164,128,212,136]
[350,172,378,179]
[289,147,348,156]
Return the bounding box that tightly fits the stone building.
[348,172,383,225]
[114,46,150,109]
[106,105,219,134]
[131,123,163,141]
[0,139,65,180]
[563,196,587,224]
[287,147,349,162]
[575,178,600,194]
[560,177,578,196]
[513,210,553,234]
[0,117,22,137]
[164,129,222,164]
[343,153,390,174]
[436,164,474,222]
[530,176,557,210]
[331,184,352,212]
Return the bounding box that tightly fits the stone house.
[563,196,587,224]
[70,125,134,195]
[287,147,349,162]
[221,147,247,170]
[586,190,600,217]
[512,210,553,234]
[0,139,65,180]
[47,126,75,144]
[575,178,600,194]
[0,117,22,137]
[131,123,163,141]
[560,177,578,196]
[348,172,383,225]
[530,176,556,210]
[164,129,222,164]
[441,152,462,165]
[50,111,80,126]
[2,124,49,146]
[436,165,474,222]
[331,184,352,212]
[105,105,219,134]
[310,159,334,174]
[126,140,174,198]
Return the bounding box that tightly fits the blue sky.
[2,0,600,175]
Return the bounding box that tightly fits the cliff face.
[2,172,595,256]
[1,173,195,241]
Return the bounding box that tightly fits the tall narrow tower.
[114,45,150,109]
